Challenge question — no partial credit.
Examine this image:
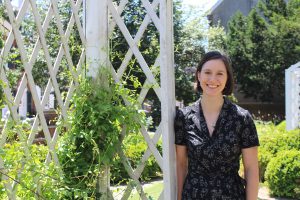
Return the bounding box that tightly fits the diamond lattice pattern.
[108,0,164,199]
[0,0,166,199]
[0,0,85,198]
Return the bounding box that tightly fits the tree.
[226,0,300,101]
[206,25,227,51]
[258,0,287,19]
[174,5,207,105]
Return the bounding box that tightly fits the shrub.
[258,147,272,182]
[257,121,300,182]
[265,149,300,199]
[110,132,162,184]
[0,143,60,199]
[259,128,299,155]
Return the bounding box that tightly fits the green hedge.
[265,150,300,199]
[257,121,300,198]
[257,121,300,181]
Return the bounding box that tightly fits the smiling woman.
[175,51,260,200]
[197,59,228,97]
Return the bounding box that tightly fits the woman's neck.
[200,94,224,112]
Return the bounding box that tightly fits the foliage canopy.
[226,0,300,101]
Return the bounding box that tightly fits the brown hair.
[194,51,234,95]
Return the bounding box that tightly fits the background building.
[207,0,288,30]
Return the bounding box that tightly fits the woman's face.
[197,59,228,97]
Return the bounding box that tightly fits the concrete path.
[258,186,297,200]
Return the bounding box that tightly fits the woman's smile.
[198,59,228,97]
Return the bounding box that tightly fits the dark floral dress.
[174,97,259,200]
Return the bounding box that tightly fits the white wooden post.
[19,88,27,119]
[160,0,176,199]
[285,66,292,130]
[85,0,110,199]
[285,62,300,130]
[2,106,9,119]
[98,1,110,199]
[85,0,108,77]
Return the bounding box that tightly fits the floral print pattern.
[174,97,259,200]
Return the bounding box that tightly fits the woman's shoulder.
[176,99,199,117]
[225,99,252,119]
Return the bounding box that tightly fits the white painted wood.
[108,1,161,99]
[69,0,86,47]
[29,0,67,122]
[99,1,110,199]
[1,0,84,198]
[24,0,83,145]
[141,0,161,32]
[0,1,30,128]
[117,145,148,200]
[138,55,161,104]
[1,106,9,119]
[99,0,109,69]
[85,0,102,77]
[134,124,162,177]
[115,0,159,82]
[108,0,175,199]
[1,0,176,199]
[160,0,176,199]
[49,0,79,83]
[19,88,28,119]
[85,0,111,198]
[5,1,62,177]
[0,2,37,196]
[285,62,300,130]
[108,0,128,36]
[14,4,53,113]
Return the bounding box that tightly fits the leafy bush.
[111,132,162,184]
[265,150,300,199]
[257,121,300,182]
[0,142,61,199]
[258,147,272,182]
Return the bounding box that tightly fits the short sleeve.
[240,111,260,148]
[174,108,187,145]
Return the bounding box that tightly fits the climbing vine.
[57,68,146,198]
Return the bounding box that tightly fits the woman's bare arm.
[242,146,259,200]
[176,145,188,200]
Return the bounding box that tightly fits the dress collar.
[189,96,232,136]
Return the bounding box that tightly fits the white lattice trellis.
[285,61,300,131]
[0,0,85,199]
[0,0,175,199]
[91,0,175,199]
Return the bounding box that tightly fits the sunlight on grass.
[129,181,163,200]
[112,180,163,200]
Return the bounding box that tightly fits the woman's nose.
[208,74,218,81]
